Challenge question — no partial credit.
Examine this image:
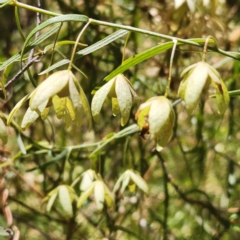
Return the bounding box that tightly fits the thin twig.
[0,55,41,93]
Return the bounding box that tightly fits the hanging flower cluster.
[7,70,92,130]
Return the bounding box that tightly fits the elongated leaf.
[29,23,61,47]
[39,30,128,74]
[46,191,58,212]
[104,42,175,81]
[58,185,73,218]
[0,24,61,71]
[0,54,20,72]
[39,59,70,75]
[26,149,68,171]
[76,29,129,56]
[21,14,89,61]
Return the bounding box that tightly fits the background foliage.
[0,0,240,239]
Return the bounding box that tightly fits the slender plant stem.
[12,0,60,16]
[68,19,91,70]
[165,38,178,97]
[202,35,218,62]
[6,1,240,60]
[122,32,131,63]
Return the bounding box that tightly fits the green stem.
[165,38,178,97]
[68,19,91,70]
[122,32,131,63]
[202,35,218,62]
[12,0,60,16]
[6,1,239,60]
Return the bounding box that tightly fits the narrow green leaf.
[0,53,20,72]
[21,14,89,62]
[38,59,70,75]
[26,149,68,171]
[46,191,58,213]
[39,30,128,75]
[104,42,175,81]
[58,185,73,218]
[29,23,61,47]
[76,29,129,56]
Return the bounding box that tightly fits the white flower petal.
[94,181,105,210]
[30,70,70,111]
[21,100,48,130]
[69,77,83,126]
[184,62,209,114]
[115,74,132,126]
[148,97,171,136]
[91,79,115,123]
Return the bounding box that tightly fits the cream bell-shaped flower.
[113,169,148,197]
[7,70,92,130]
[135,96,175,152]
[71,169,98,191]
[91,74,138,126]
[77,179,114,211]
[178,61,229,114]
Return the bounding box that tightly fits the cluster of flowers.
[2,60,229,213]
[43,169,148,216]
[4,60,229,151]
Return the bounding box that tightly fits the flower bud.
[135,96,175,151]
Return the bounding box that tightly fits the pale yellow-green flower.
[71,169,97,191]
[113,169,148,197]
[178,61,229,114]
[77,178,114,211]
[91,74,138,126]
[7,70,92,130]
[42,185,75,219]
[135,96,175,151]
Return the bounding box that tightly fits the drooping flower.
[178,61,229,114]
[77,178,114,211]
[113,169,148,197]
[91,74,138,126]
[42,185,75,219]
[135,96,175,151]
[71,169,97,191]
[7,70,92,130]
